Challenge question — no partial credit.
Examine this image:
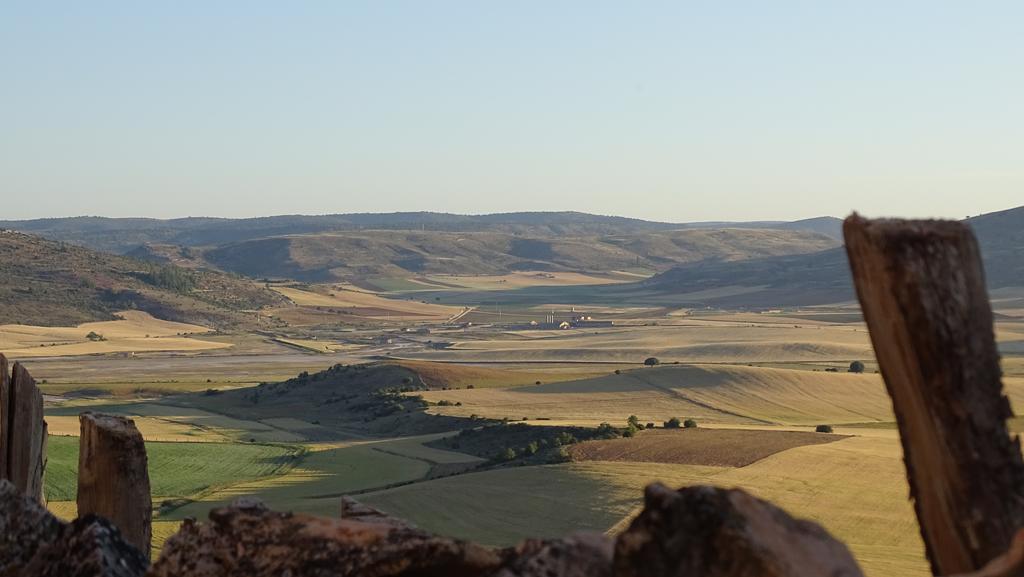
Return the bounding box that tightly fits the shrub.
[644,357,660,367]
[614,369,621,375]
[85,331,105,342]
[645,422,655,429]
[664,417,681,429]
[815,424,834,433]
[596,422,619,439]
[501,447,517,461]
[848,361,866,373]
[683,418,698,429]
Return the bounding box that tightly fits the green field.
[360,461,725,545]
[163,443,432,520]
[45,436,300,501]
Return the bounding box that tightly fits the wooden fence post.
[0,356,47,503]
[77,412,152,559]
[844,214,1024,575]
[0,354,9,480]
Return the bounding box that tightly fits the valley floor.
[19,285,1024,576]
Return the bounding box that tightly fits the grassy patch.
[162,443,431,520]
[360,462,724,546]
[45,435,300,501]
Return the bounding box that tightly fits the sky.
[1,2,1021,222]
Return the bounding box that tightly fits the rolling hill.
[643,205,1024,307]
[0,230,286,327]
[0,212,844,254]
[191,228,837,282]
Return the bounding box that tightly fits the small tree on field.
[596,422,619,438]
[664,417,681,429]
[848,361,866,373]
[815,424,834,433]
[626,415,640,429]
[683,418,698,429]
[644,357,660,367]
[501,447,517,461]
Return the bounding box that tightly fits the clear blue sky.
[2,2,1021,221]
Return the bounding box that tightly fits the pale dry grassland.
[415,324,874,364]
[272,286,462,320]
[420,365,904,425]
[419,271,635,290]
[0,310,231,358]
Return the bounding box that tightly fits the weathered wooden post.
[844,215,1024,575]
[0,354,47,503]
[77,412,153,559]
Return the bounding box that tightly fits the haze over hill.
[0,212,843,254]
[643,205,1024,307]
[196,228,838,282]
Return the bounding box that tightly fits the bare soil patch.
[567,428,845,467]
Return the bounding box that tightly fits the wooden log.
[844,215,1024,575]
[949,529,1024,577]
[613,483,864,577]
[0,353,10,480]
[7,361,46,503]
[77,412,153,559]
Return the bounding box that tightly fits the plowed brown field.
[567,428,844,467]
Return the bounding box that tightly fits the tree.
[596,422,619,438]
[683,419,698,429]
[644,357,660,367]
[664,417,681,429]
[815,424,834,433]
[848,361,866,373]
[627,415,640,429]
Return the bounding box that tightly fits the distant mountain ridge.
[0,212,843,254]
[643,205,1024,306]
[193,228,839,282]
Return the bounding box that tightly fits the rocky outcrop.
[614,483,864,577]
[22,515,149,577]
[0,480,147,577]
[148,498,503,577]
[0,479,64,576]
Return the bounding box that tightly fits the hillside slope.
[0,212,843,253]
[0,231,285,327]
[199,228,838,282]
[644,205,1024,306]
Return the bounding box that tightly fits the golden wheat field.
[0,310,231,359]
[271,285,463,320]
[358,434,926,577]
